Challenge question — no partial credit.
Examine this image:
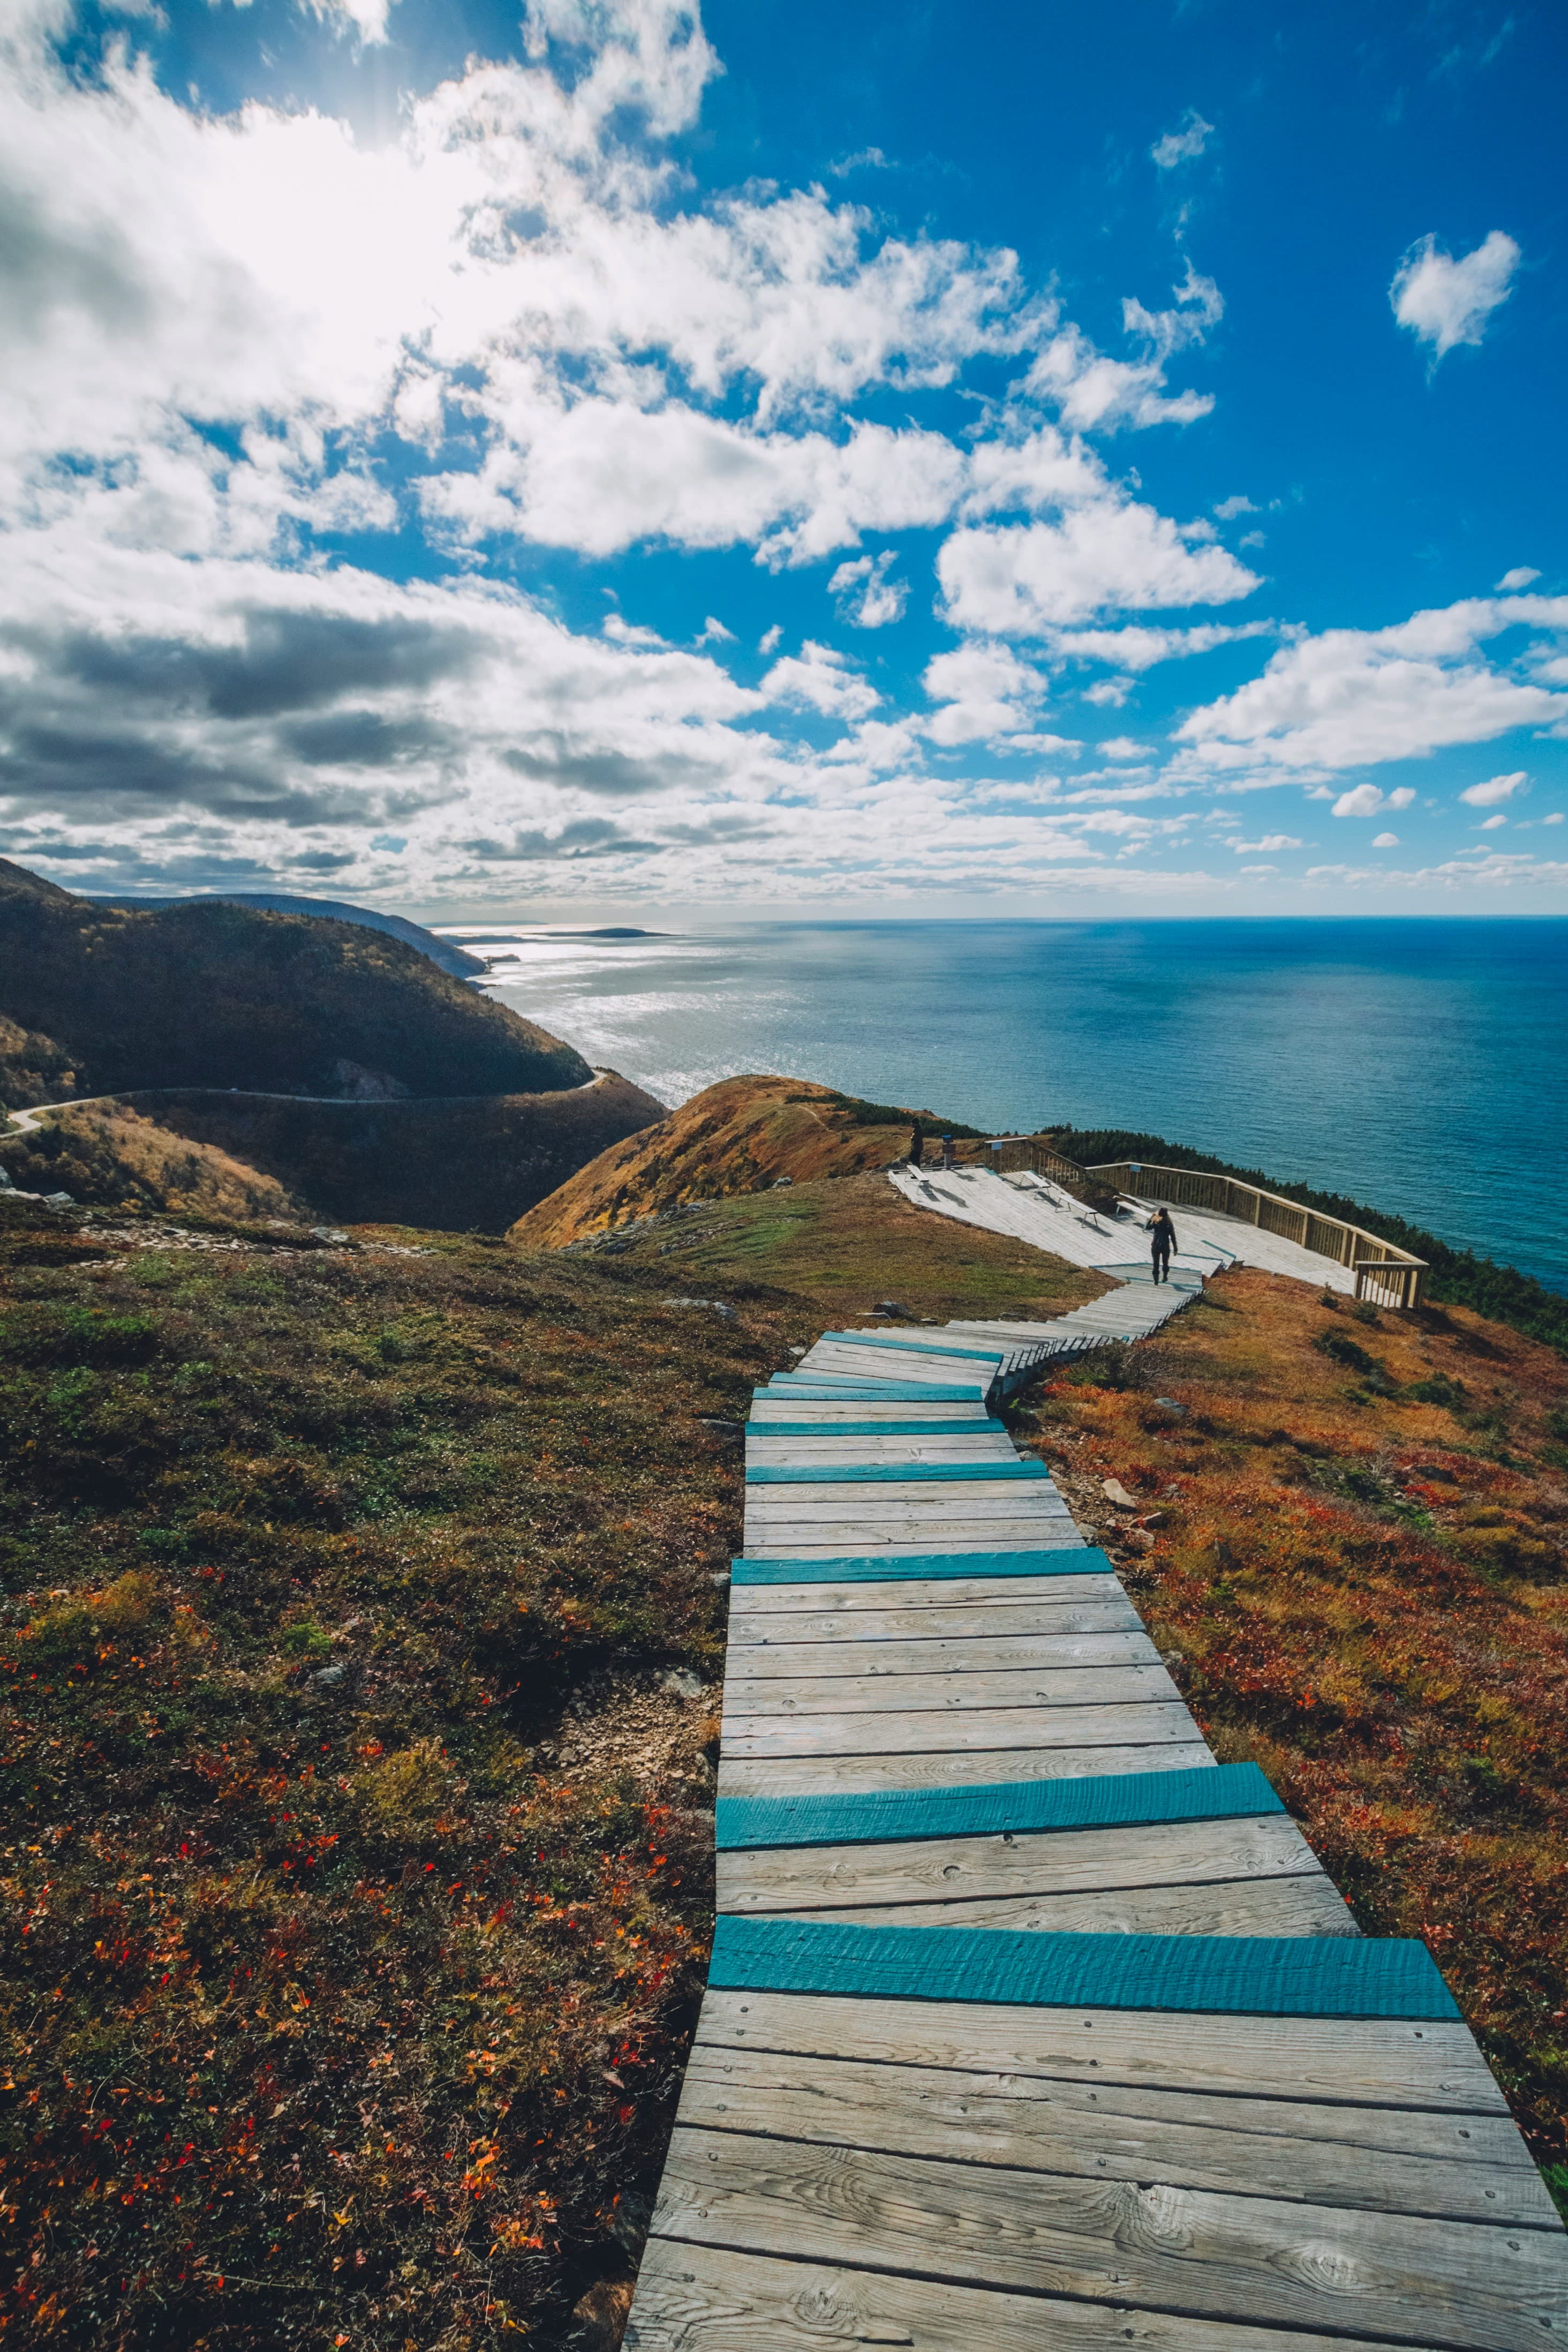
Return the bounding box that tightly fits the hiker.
[908,1120,924,1168]
[1148,1205,1177,1284]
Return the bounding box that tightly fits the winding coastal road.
[3,1070,622,1134]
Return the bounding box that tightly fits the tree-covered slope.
[0,860,591,1102]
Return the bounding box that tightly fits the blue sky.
[3,0,1565,915]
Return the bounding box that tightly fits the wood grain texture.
[761,1870,1356,1940]
[625,2238,1446,2352]
[715,1813,1317,1910]
[720,1663,1179,1717]
[693,1989,1512,2111]
[725,1630,1160,1678]
[729,1572,1124,1615]
[716,1745,1220,1801]
[720,1701,1201,1758]
[728,1598,1143,1644]
[674,2047,1556,2225]
[648,2128,1566,2349]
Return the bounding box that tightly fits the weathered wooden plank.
[692,1988,1510,2111]
[728,1598,1142,1643]
[724,1629,1160,1678]
[673,2047,1555,2225]
[719,1702,1205,1758]
[648,2129,1564,2348]
[761,1870,1355,1941]
[719,1663,1178,1716]
[741,1531,1090,1559]
[626,2238,1444,2352]
[715,1763,1273,1852]
[743,1489,1073,1517]
[729,1571,1123,1614]
[747,1411,1006,1430]
[716,1745,1220,1801]
[716,1812,1313,1908]
[746,1461,1053,1484]
[707,1918,1455,2017]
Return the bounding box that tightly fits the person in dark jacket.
[908,1121,924,1168]
[1148,1205,1177,1283]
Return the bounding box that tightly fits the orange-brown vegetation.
[510,1074,956,1247]
[0,1102,312,1222]
[1019,1266,1568,2191]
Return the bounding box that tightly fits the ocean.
[450,918,1568,1293]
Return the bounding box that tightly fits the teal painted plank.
[732,1547,1109,1585]
[762,1373,992,1392]
[717,1762,1279,1851]
[707,1917,1460,2020]
[745,1419,1009,1438]
[820,1332,1006,1363]
[745,1460,1050,1486]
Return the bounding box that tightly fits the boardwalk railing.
[1086,1160,1428,1307]
[984,1134,1105,1199]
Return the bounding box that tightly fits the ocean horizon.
[459,915,1568,1295]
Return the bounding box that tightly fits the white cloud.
[1233,833,1301,852]
[758,625,782,654]
[761,639,879,720]
[922,642,1046,745]
[1020,264,1223,431]
[1546,811,1565,825]
[695,614,735,645]
[1390,230,1520,361]
[1151,110,1214,170]
[1333,784,1385,818]
[1049,620,1272,671]
[829,550,908,628]
[303,0,396,41]
[1213,495,1256,521]
[1496,567,1540,591]
[1478,812,1507,829]
[1100,738,1152,761]
[1373,831,1399,847]
[939,503,1260,634]
[1177,596,1568,773]
[1459,770,1526,806]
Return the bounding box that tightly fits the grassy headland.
[510,1074,975,1248]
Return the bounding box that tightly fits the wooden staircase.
[624,1318,1567,2349]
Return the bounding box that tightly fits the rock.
[312,1663,348,1687]
[0,1166,12,1191]
[310,1227,351,1245]
[772,1175,794,1186]
[664,1296,737,1321]
[661,1667,706,1700]
[873,1299,908,1317]
[42,1191,75,1209]
[1102,1477,1139,1509]
[1154,1397,1188,1416]
[569,2277,634,2350]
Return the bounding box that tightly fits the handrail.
[1082,1160,1427,1309]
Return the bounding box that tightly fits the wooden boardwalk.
[625,1315,1568,2349]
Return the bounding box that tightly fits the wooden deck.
[624,1317,1567,2349]
[890,1161,1362,1292]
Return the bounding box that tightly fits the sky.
[3,0,1566,919]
